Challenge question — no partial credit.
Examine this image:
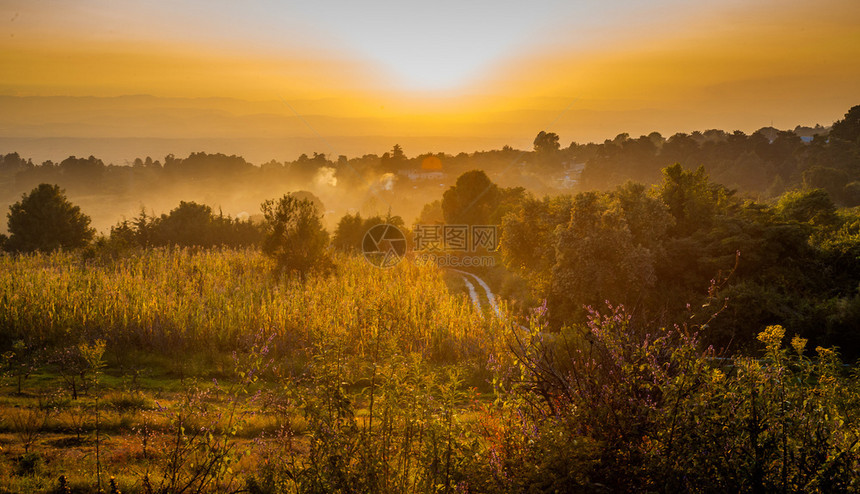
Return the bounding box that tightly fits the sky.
[1,0,859,161]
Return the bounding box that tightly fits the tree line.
[566,105,860,202]
[1,105,856,212]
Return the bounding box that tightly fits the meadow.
[0,249,500,365]
[0,248,508,493]
[2,247,860,493]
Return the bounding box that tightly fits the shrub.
[487,302,860,492]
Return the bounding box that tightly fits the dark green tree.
[0,152,31,175]
[659,164,734,236]
[830,104,860,142]
[6,183,94,252]
[152,201,215,247]
[108,203,262,249]
[442,170,500,225]
[416,199,444,225]
[332,212,393,252]
[58,155,105,184]
[802,167,851,204]
[501,194,573,297]
[164,152,253,179]
[332,212,365,252]
[551,187,671,319]
[261,194,332,279]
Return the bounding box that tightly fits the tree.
[58,155,105,186]
[830,104,860,142]
[659,164,734,236]
[2,340,40,394]
[533,131,560,155]
[501,194,573,297]
[6,183,94,252]
[164,152,253,179]
[333,212,364,252]
[776,188,839,226]
[802,166,851,204]
[290,190,326,213]
[551,188,671,319]
[108,202,262,249]
[332,213,368,251]
[661,133,700,164]
[332,212,394,252]
[442,170,500,225]
[416,199,444,225]
[152,201,216,247]
[380,144,408,173]
[261,194,332,279]
[0,152,31,175]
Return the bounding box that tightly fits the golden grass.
[0,248,507,363]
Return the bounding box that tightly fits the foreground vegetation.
[2,249,860,492]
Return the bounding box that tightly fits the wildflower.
[757,325,785,352]
[790,335,808,355]
[711,369,725,384]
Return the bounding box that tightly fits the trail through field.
[451,269,534,335]
[450,268,501,317]
[462,276,482,311]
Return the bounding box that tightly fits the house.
[397,169,447,181]
[556,162,586,188]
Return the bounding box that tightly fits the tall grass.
[0,249,505,363]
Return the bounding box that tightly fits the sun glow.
[0,0,858,155]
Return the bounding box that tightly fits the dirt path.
[451,268,501,317]
[461,276,482,312]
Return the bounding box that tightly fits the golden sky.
[1,0,859,159]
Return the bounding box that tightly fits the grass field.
[2,248,860,493]
[0,248,510,493]
[0,249,506,361]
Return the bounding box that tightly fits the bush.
[332,212,385,252]
[486,303,860,492]
[108,202,263,249]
